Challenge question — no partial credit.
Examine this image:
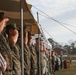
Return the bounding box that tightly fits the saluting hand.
[2,62,7,72]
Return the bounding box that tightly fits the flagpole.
[20,0,24,75]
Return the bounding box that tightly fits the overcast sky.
[26,0,76,44]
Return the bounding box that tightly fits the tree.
[48,38,62,49]
[48,38,55,48]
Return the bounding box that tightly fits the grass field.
[55,62,76,75]
[63,56,76,60]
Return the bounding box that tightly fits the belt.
[6,69,15,74]
[6,69,12,72]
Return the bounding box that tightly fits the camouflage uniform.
[48,55,52,74]
[29,44,37,75]
[5,24,21,75]
[35,45,45,75]
[46,54,49,75]
[40,52,45,75]
[42,53,47,75]
[24,44,31,75]
[10,44,21,75]
[0,34,13,75]
[35,45,39,75]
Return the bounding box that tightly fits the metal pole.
[20,0,24,75]
[37,12,41,75]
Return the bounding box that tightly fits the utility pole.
[20,0,24,75]
[37,12,41,75]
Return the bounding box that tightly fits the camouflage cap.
[28,32,34,36]
[0,12,4,20]
[6,24,18,30]
[6,24,19,34]
[0,12,9,22]
[35,37,43,41]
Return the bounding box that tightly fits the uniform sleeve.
[0,53,7,67]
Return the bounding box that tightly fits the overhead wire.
[32,5,76,35]
[60,22,76,27]
[39,24,56,49]
[38,13,76,28]
[31,13,56,40]
[39,24,55,40]
[32,12,76,28]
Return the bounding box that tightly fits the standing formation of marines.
[0,12,59,75]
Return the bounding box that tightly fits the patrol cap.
[6,24,19,34]
[35,37,43,41]
[28,32,34,36]
[0,12,9,22]
[6,24,18,30]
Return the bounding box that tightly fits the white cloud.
[26,0,76,43]
[38,0,76,17]
[41,18,76,43]
[46,18,76,36]
[64,18,76,25]
[27,0,76,21]
[39,0,55,5]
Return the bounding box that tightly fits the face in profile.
[29,35,34,44]
[24,30,28,44]
[0,18,9,33]
[51,51,55,56]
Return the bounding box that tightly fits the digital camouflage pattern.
[0,34,13,75]
[40,52,45,75]
[10,44,21,75]
[24,44,31,75]
[35,45,39,74]
[35,45,45,75]
[29,44,37,75]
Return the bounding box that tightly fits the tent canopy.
[0,0,41,34]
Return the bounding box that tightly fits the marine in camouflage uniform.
[39,39,45,75]
[6,24,21,75]
[0,34,13,75]
[51,51,57,74]
[24,44,31,75]
[40,52,45,75]
[23,28,31,75]
[42,46,48,75]
[48,50,52,74]
[45,51,49,75]
[35,38,45,75]
[28,32,37,75]
[0,12,13,75]
[10,44,21,75]
[34,43,39,75]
